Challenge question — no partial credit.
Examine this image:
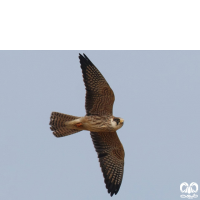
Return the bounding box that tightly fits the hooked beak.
[120,119,124,123]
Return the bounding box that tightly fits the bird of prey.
[49,54,125,196]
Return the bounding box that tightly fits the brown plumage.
[50,112,81,137]
[79,54,115,116]
[49,54,125,196]
[90,131,124,196]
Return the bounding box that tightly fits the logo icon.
[180,182,198,199]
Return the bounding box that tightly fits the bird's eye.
[113,118,120,125]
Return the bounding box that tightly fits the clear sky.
[1,51,200,200]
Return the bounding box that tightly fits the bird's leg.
[75,122,83,128]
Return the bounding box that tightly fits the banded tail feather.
[50,112,82,137]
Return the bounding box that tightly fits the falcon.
[49,54,125,196]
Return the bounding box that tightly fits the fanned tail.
[49,112,82,137]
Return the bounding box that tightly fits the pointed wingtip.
[79,53,87,60]
[78,53,94,67]
[79,53,88,59]
[79,53,83,58]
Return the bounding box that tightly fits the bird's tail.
[49,112,82,137]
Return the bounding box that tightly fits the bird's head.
[111,117,124,130]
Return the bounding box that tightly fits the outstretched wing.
[79,54,115,116]
[90,131,125,196]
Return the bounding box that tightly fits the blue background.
[1,51,200,200]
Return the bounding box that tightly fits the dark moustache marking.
[113,118,120,125]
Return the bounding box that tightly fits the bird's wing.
[79,54,115,116]
[90,131,125,196]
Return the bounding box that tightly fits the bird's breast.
[82,115,114,132]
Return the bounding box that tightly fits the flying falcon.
[49,54,125,196]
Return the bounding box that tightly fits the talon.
[75,122,82,127]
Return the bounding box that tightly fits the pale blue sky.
[1,51,200,200]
